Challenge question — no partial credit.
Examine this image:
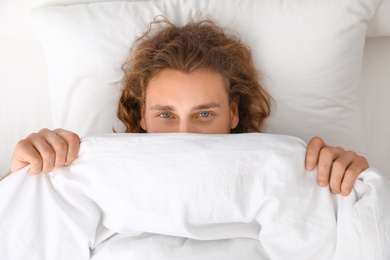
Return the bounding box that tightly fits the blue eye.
[199,111,211,117]
[159,113,171,118]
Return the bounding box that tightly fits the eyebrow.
[150,105,175,111]
[191,102,221,111]
[149,102,221,111]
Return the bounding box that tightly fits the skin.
[8,69,368,196]
[140,69,239,134]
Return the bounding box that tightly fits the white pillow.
[29,0,379,153]
[367,0,390,37]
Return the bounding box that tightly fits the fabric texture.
[0,133,389,259]
[29,0,380,153]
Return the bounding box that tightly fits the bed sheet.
[0,133,389,259]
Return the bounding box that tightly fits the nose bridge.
[178,118,193,133]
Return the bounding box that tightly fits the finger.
[317,146,344,188]
[340,155,368,196]
[305,136,326,171]
[25,146,44,175]
[28,132,57,173]
[53,129,80,165]
[38,128,68,168]
[328,150,355,194]
[11,139,43,175]
[14,133,56,174]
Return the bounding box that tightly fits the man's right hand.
[10,128,80,175]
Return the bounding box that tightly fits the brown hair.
[117,17,271,133]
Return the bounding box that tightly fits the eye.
[199,111,211,117]
[159,112,171,118]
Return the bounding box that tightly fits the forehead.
[145,69,229,104]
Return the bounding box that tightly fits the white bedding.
[0,133,389,259]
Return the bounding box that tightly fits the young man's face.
[140,69,239,134]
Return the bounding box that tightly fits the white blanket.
[0,133,389,259]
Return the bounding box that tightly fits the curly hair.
[117,17,272,133]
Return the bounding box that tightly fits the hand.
[305,136,368,196]
[10,128,80,175]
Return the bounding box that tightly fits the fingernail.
[331,189,340,194]
[341,191,349,196]
[318,181,327,187]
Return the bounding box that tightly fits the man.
[9,18,368,196]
